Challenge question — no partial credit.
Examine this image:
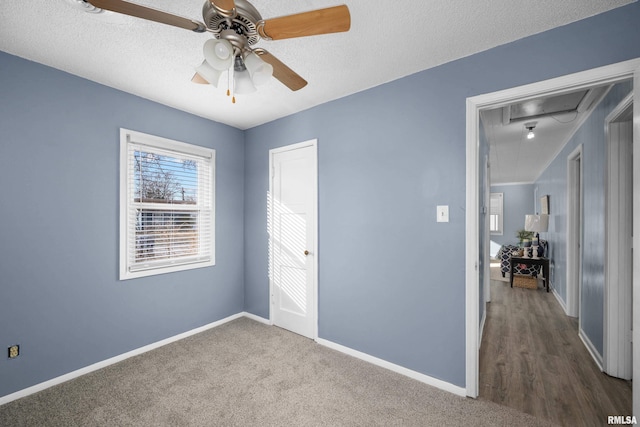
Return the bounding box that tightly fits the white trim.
[484,161,492,304]
[579,328,604,371]
[0,313,244,406]
[243,311,272,325]
[478,308,487,349]
[316,338,467,397]
[566,144,583,319]
[268,139,319,340]
[604,93,634,380]
[632,63,640,415]
[465,97,480,398]
[552,287,569,316]
[490,180,537,186]
[466,58,640,400]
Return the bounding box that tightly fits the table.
[510,256,550,292]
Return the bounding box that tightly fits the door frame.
[484,155,491,306]
[604,93,634,379]
[567,144,583,320]
[465,58,640,413]
[268,139,319,340]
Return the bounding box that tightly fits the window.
[120,129,215,280]
[489,192,503,235]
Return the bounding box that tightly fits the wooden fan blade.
[254,49,307,91]
[210,0,235,15]
[191,73,209,84]
[258,5,350,40]
[89,0,206,32]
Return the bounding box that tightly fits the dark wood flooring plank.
[479,275,632,426]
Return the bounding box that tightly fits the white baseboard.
[316,338,466,397]
[242,311,271,325]
[479,308,487,350]
[0,312,246,406]
[2,313,466,407]
[579,327,604,371]
[552,286,569,316]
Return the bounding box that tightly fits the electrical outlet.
[8,345,19,359]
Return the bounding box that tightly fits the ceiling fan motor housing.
[203,0,262,47]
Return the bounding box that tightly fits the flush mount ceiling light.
[525,122,537,140]
[85,0,351,103]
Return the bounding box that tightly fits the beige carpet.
[490,265,509,282]
[0,317,555,426]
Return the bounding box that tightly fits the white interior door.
[269,140,317,339]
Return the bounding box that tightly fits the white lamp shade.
[203,39,233,71]
[243,53,273,86]
[524,214,549,233]
[195,61,223,87]
[234,70,256,94]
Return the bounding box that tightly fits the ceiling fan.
[86,0,351,100]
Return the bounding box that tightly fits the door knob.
[304,250,310,256]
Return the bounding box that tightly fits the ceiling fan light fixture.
[195,61,223,87]
[203,39,234,71]
[244,52,273,86]
[234,69,257,94]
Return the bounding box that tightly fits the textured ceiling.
[481,85,618,184]
[0,0,634,130]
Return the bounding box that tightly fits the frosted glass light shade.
[243,53,273,86]
[234,70,256,94]
[195,61,223,87]
[203,39,233,71]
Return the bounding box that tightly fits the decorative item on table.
[524,214,549,257]
[513,274,538,289]
[516,229,534,248]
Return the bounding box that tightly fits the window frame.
[489,192,503,236]
[119,128,215,280]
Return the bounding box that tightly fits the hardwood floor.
[479,275,632,426]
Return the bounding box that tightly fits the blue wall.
[2,1,640,399]
[244,2,640,388]
[490,184,536,247]
[0,53,245,398]
[535,81,633,357]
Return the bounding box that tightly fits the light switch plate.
[437,205,449,223]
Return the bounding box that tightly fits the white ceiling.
[481,85,618,184]
[0,0,634,130]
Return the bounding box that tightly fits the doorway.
[465,58,640,417]
[605,93,634,380]
[268,139,318,339]
[567,145,583,320]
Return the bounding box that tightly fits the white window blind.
[120,129,215,280]
[489,192,503,235]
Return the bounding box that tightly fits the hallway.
[479,275,632,426]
